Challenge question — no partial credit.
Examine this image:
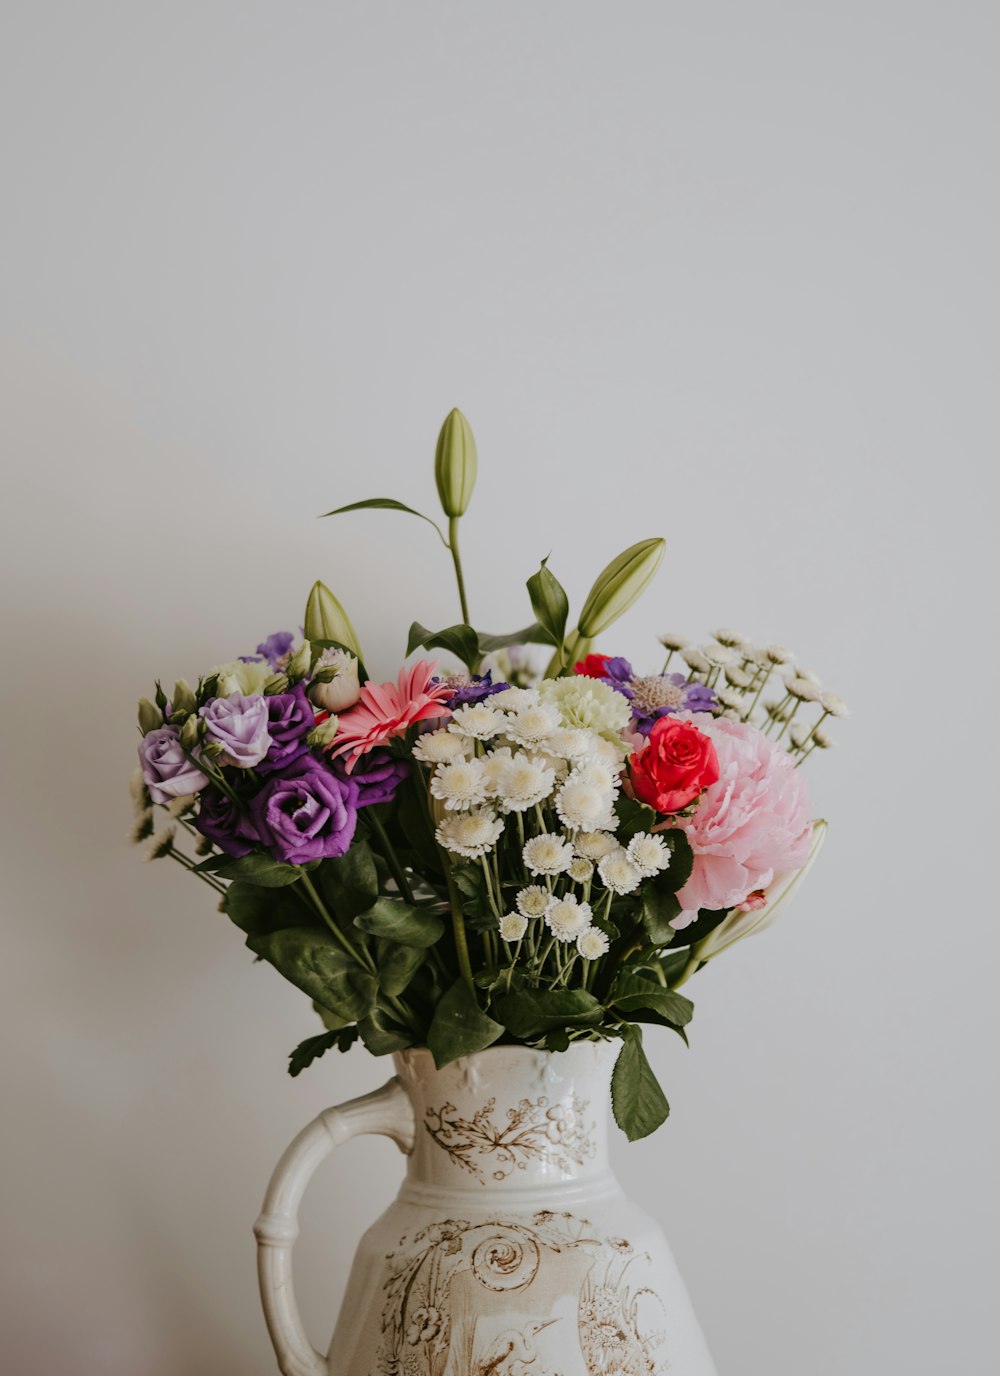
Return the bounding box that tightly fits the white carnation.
[522,832,574,876]
[448,702,506,739]
[436,809,504,859]
[626,832,671,878]
[576,928,610,959]
[412,729,471,765]
[429,758,488,810]
[499,912,529,942]
[538,676,631,735]
[516,884,550,918]
[597,849,643,895]
[544,894,593,942]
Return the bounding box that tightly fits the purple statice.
[256,684,314,776]
[332,747,410,809]
[195,784,262,858]
[239,630,296,669]
[626,673,718,735]
[432,670,508,708]
[250,757,359,864]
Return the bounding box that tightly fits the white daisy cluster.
[660,628,849,765]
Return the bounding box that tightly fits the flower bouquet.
[132,410,844,1141]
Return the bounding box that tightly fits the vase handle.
[253,1076,415,1376]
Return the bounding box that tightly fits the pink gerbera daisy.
[328,660,452,772]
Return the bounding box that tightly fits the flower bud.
[180,714,202,750]
[172,679,197,714]
[576,538,665,639]
[264,673,290,695]
[309,648,361,713]
[303,581,363,660]
[286,640,311,680]
[137,697,162,734]
[434,408,478,518]
[307,714,339,749]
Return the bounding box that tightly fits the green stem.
[166,849,226,894]
[367,810,415,905]
[440,849,474,993]
[298,870,376,973]
[448,516,471,626]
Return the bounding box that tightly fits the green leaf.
[287,1030,340,1077]
[354,896,445,948]
[247,927,377,1022]
[303,580,363,660]
[394,775,443,875]
[376,940,427,997]
[493,988,603,1040]
[358,1006,414,1056]
[611,1026,670,1141]
[221,881,314,935]
[612,982,694,1028]
[476,623,548,653]
[315,841,379,923]
[426,979,504,1068]
[641,875,682,946]
[614,794,658,844]
[526,559,569,652]
[320,497,448,546]
[658,828,695,891]
[668,907,730,949]
[215,854,303,887]
[406,620,480,669]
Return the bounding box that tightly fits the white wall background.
[1,3,996,1373]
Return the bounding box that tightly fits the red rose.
[575,653,614,678]
[628,717,720,814]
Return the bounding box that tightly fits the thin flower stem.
[298,870,376,973]
[448,516,471,626]
[367,810,416,905]
[166,849,226,894]
[440,849,475,993]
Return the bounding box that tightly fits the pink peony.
[662,713,813,928]
[327,660,452,772]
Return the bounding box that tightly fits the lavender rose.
[194,785,261,857]
[250,758,359,864]
[200,693,271,768]
[138,726,210,804]
[257,684,314,776]
[333,747,410,809]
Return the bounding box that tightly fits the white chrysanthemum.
[702,643,738,667]
[716,686,746,712]
[504,701,562,748]
[490,685,540,712]
[516,885,550,918]
[576,928,610,959]
[570,759,621,796]
[765,644,795,665]
[820,691,849,718]
[430,758,489,810]
[544,894,593,942]
[627,832,672,878]
[713,627,751,649]
[522,832,574,876]
[658,632,689,650]
[479,747,513,797]
[538,676,631,735]
[597,849,643,895]
[555,777,616,832]
[681,647,710,674]
[568,857,594,884]
[498,912,529,942]
[764,697,792,722]
[785,674,822,702]
[412,729,471,765]
[586,734,631,769]
[545,727,595,760]
[448,702,506,740]
[574,831,618,861]
[812,725,834,749]
[436,809,504,859]
[522,749,571,784]
[724,666,753,690]
[497,754,556,812]
[798,668,822,685]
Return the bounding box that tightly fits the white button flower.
[597,848,643,895]
[574,831,619,861]
[568,857,594,884]
[498,912,529,942]
[626,832,672,878]
[490,686,540,712]
[447,702,506,739]
[412,729,471,765]
[555,776,617,833]
[522,832,574,876]
[544,894,593,942]
[497,754,556,813]
[504,702,562,749]
[576,928,610,959]
[429,758,489,811]
[435,809,504,859]
[516,885,550,918]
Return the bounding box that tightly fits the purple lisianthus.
[257,684,314,776]
[240,630,296,669]
[627,672,718,735]
[250,757,359,864]
[432,670,508,708]
[333,747,410,809]
[200,693,272,768]
[195,785,261,857]
[138,725,210,804]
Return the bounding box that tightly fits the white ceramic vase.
[254,1041,718,1376]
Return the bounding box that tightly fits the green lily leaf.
[527,558,569,653]
[320,497,448,547]
[406,620,480,669]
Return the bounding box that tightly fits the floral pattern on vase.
[378,1209,668,1376]
[423,1094,597,1183]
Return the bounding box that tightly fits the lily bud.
[434,408,478,519]
[172,679,197,714]
[137,697,161,734]
[576,538,665,639]
[286,640,311,680]
[303,581,363,660]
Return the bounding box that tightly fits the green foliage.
[611,973,694,1028]
[247,927,377,1023]
[214,854,303,887]
[375,940,427,997]
[613,794,658,843]
[320,497,448,546]
[668,907,730,949]
[287,1026,359,1077]
[354,896,444,948]
[527,558,569,660]
[493,988,603,1039]
[314,841,379,924]
[638,832,695,945]
[406,620,480,669]
[610,1025,670,1141]
[358,1007,413,1055]
[426,979,504,1068]
[221,881,314,935]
